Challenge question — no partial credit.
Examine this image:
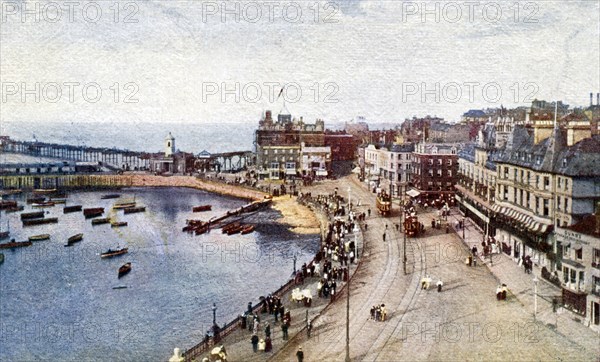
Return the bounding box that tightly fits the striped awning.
[492,204,502,213]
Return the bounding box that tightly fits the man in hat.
[296,347,304,362]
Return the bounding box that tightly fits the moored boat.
[111,221,128,227]
[33,188,58,194]
[28,234,50,241]
[32,201,55,208]
[101,247,129,258]
[0,231,9,240]
[195,225,209,235]
[63,205,83,213]
[83,207,104,218]
[26,196,46,204]
[0,253,4,264]
[68,233,83,244]
[221,222,240,234]
[0,239,32,249]
[241,225,255,234]
[101,194,121,199]
[118,262,132,278]
[22,217,58,226]
[20,211,45,220]
[226,225,243,235]
[123,206,145,214]
[192,205,212,212]
[113,199,136,209]
[5,205,24,213]
[91,218,110,225]
[49,198,67,204]
[0,200,18,210]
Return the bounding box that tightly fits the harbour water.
[0,187,319,361]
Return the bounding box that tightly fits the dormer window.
[562,158,567,167]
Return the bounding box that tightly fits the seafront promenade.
[180,174,599,361]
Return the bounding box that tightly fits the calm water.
[0,187,318,361]
[0,121,257,154]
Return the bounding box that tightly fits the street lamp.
[292,254,297,275]
[533,275,539,320]
[347,186,351,212]
[462,217,465,240]
[212,303,217,326]
[345,266,350,362]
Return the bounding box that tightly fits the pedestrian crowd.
[370,304,388,321]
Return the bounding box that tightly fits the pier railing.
[182,271,304,361]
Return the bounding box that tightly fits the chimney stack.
[590,92,594,107]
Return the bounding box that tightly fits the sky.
[1,0,599,126]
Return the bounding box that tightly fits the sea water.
[0,187,318,360]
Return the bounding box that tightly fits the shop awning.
[316,170,328,176]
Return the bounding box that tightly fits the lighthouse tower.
[165,132,175,157]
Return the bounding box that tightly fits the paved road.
[271,176,599,361]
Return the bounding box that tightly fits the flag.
[277,87,284,100]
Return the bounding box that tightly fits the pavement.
[190,175,600,361]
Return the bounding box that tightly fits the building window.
[448,170,452,177]
[429,159,433,165]
[593,248,600,265]
[543,199,549,216]
[575,247,583,260]
[544,176,550,190]
[447,159,452,166]
[285,162,295,169]
[274,149,278,154]
[270,162,279,169]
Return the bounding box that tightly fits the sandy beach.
[270,196,321,234]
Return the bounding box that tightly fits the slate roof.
[463,109,487,117]
[497,125,600,177]
[458,143,475,163]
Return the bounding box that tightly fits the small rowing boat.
[28,234,50,241]
[22,217,58,226]
[83,208,104,218]
[123,206,145,214]
[32,201,55,208]
[0,253,4,264]
[63,205,82,213]
[113,199,136,209]
[20,211,45,220]
[118,262,132,278]
[5,205,24,213]
[91,218,110,225]
[111,221,128,227]
[49,198,67,204]
[101,194,121,199]
[33,188,57,194]
[68,233,83,244]
[192,205,212,212]
[0,239,32,249]
[241,225,255,234]
[101,247,128,258]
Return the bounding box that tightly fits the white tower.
[165,132,175,157]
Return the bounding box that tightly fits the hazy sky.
[1,0,599,125]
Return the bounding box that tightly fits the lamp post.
[212,303,217,326]
[345,265,350,362]
[345,187,351,362]
[533,275,539,320]
[462,217,465,240]
[292,254,297,275]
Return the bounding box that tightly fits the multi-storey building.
[410,142,459,203]
[555,211,600,332]
[493,115,600,271]
[362,143,414,197]
[456,123,499,233]
[255,110,329,179]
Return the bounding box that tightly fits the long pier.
[0,136,151,170]
[1,136,254,173]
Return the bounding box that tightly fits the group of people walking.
[370,304,388,321]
